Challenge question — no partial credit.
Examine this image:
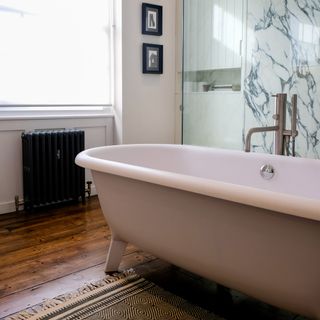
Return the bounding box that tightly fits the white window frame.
[0,0,115,120]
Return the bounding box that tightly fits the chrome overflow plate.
[260,164,275,180]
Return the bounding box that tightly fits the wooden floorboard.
[0,196,306,320]
[0,252,158,318]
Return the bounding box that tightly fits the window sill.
[0,106,114,121]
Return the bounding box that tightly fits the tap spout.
[244,93,298,156]
[244,126,279,152]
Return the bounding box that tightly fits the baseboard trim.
[0,186,97,215]
[0,201,17,215]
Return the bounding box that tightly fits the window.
[0,0,113,106]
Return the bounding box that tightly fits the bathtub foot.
[105,238,128,273]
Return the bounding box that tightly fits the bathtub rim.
[75,144,320,222]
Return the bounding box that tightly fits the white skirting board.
[0,185,97,215]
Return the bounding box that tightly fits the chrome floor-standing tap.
[290,94,298,156]
[244,93,298,156]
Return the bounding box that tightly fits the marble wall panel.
[244,0,320,158]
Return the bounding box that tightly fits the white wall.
[0,0,179,214]
[0,114,113,214]
[114,0,176,144]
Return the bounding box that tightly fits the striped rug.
[6,271,224,320]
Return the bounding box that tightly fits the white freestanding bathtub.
[76,144,320,319]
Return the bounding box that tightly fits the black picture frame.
[142,3,163,36]
[142,43,163,74]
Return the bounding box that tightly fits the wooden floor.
[0,197,307,319]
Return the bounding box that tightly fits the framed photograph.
[142,43,163,74]
[142,3,162,36]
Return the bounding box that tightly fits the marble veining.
[244,0,320,158]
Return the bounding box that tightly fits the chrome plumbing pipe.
[273,93,287,155]
[244,93,298,156]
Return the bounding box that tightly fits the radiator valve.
[14,195,24,212]
[86,181,92,198]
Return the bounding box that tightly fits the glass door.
[182,0,244,150]
[182,0,320,159]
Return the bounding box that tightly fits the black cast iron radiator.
[22,129,85,211]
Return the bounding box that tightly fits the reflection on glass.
[182,0,243,150]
